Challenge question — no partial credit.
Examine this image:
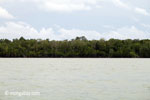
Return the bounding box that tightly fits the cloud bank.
[0,21,149,40]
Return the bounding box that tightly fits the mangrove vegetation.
[0,36,150,58]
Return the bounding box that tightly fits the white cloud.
[0,0,99,12]
[1,0,149,17]
[0,21,58,39]
[59,26,150,40]
[19,0,101,12]
[0,0,102,12]
[0,21,149,40]
[141,24,150,28]
[0,7,14,19]
[135,7,150,16]
[111,0,150,16]
[0,21,101,40]
[37,0,91,12]
[104,26,150,40]
[30,0,133,12]
[112,0,130,9]
[58,28,102,40]
[0,22,39,39]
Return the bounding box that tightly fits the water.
[0,58,150,100]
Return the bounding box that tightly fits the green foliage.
[0,37,150,58]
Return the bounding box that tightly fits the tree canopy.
[0,36,150,58]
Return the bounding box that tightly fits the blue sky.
[0,0,150,40]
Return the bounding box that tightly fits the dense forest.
[0,36,150,58]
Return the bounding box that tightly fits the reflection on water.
[0,58,150,100]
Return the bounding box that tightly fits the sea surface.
[0,58,150,100]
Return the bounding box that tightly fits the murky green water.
[0,58,150,100]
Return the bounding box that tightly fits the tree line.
[0,36,150,58]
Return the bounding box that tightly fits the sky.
[0,0,150,40]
